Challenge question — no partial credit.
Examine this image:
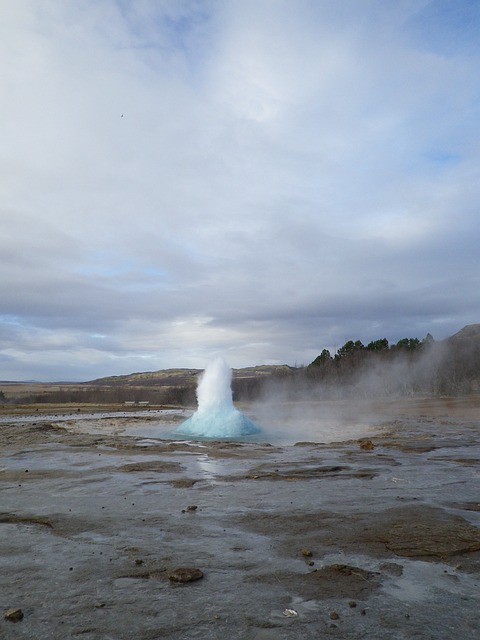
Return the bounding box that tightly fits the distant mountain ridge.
[87,364,294,387]
[449,324,480,341]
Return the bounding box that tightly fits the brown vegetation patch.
[303,564,381,598]
[0,422,137,450]
[0,422,69,446]
[206,444,281,460]
[244,463,377,481]
[384,437,438,453]
[247,563,381,600]
[380,510,480,558]
[118,461,182,473]
[432,457,480,465]
[237,505,480,561]
[169,477,199,488]
[0,513,54,528]
[450,502,480,512]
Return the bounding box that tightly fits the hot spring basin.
[175,407,261,438]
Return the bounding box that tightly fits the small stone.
[301,548,313,557]
[168,567,203,583]
[359,438,375,450]
[348,601,357,608]
[330,611,339,620]
[4,608,24,622]
[186,505,198,512]
[360,609,367,615]
[135,559,144,565]
[307,560,315,566]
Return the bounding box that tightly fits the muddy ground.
[1,398,480,639]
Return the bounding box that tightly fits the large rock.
[4,608,24,622]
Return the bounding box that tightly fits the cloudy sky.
[1,0,480,381]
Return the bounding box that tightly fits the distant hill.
[87,364,294,387]
[441,324,480,394]
[0,365,294,407]
[448,324,480,341]
[88,368,201,387]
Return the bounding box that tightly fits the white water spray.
[176,358,261,438]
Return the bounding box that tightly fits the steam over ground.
[246,338,477,442]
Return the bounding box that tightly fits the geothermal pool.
[13,405,373,445]
[176,358,261,438]
[0,406,377,445]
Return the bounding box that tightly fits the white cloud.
[1,0,480,380]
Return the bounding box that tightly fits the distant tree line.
[302,332,480,396]
[309,334,433,368]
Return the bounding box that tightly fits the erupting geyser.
[176,358,261,438]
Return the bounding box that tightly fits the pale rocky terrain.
[1,397,479,639]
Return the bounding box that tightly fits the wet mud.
[1,400,479,639]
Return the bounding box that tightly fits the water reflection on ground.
[1,400,480,639]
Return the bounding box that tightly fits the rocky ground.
[1,399,479,639]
